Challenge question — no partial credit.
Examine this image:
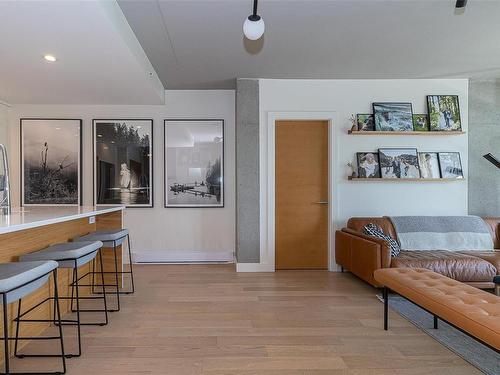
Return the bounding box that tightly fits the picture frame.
[164,119,224,208]
[21,118,82,206]
[427,95,462,131]
[418,152,441,179]
[356,152,381,178]
[378,148,420,179]
[438,152,464,179]
[373,102,413,132]
[412,114,429,132]
[93,119,153,208]
[356,114,375,131]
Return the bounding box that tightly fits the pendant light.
[243,0,265,40]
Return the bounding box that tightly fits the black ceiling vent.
[456,0,468,8]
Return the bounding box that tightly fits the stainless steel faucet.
[0,144,11,214]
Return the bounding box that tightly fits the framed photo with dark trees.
[427,95,462,131]
[93,119,153,208]
[21,118,82,206]
[164,119,224,208]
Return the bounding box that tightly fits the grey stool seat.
[75,229,129,247]
[0,261,58,304]
[20,241,103,268]
[0,260,66,374]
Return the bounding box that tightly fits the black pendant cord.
[248,0,261,21]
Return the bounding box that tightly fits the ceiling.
[0,1,164,104]
[119,0,500,89]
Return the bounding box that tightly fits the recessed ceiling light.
[44,54,57,62]
[97,134,103,137]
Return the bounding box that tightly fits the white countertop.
[0,206,125,235]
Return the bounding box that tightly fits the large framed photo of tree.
[164,119,224,208]
[21,118,82,206]
[93,119,153,208]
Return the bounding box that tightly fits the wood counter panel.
[0,210,123,358]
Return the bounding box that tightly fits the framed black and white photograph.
[356,114,374,131]
[164,119,224,208]
[93,119,153,208]
[356,152,380,178]
[438,152,464,179]
[418,152,441,179]
[21,118,82,206]
[427,95,462,131]
[379,148,420,179]
[412,114,429,132]
[373,102,413,132]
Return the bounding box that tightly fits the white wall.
[258,79,469,270]
[7,90,235,262]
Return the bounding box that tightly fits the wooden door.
[275,120,329,270]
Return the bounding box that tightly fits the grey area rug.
[379,294,500,375]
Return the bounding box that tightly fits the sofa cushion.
[363,223,401,257]
[458,250,500,275]
[391,250,497,282]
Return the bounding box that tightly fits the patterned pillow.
[363,223,401,257]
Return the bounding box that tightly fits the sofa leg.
[495,284,500,296]
[341,266,344,273]
[433,315,438,329]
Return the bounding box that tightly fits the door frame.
[261,111,340,272]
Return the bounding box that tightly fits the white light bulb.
[44,54,57,62]
[243,16,265,40]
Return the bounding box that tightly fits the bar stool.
[74,229,135,312]
[0,260,65,374]
[18,241,107,358]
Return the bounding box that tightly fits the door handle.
[314,201,328,205]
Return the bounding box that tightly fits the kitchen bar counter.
[0,205,124,234]
[0,205,125,359]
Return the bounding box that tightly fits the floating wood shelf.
[348,176,465,182]
[347,130,466,135]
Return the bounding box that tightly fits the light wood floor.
[11,265,480,374]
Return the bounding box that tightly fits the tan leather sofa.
[335,217,500,290]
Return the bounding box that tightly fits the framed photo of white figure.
[93,119,153,208]
[418,152,441,179]
[164,119,224,208]
[21,118,82,206]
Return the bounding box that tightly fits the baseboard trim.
[132,251,235,264]
[236,263,275,272]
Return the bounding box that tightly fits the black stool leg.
[2,293,10,374]
[73,260,82,357]
[53,269,67,374]
[383,287,389,331]
[112,241,121,312]
[127,234,135,294]
[98,250,109,325]
[13,299,22,357]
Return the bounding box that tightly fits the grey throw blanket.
[388,216,494,251]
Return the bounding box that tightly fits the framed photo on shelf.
[356,114,375,131]
[21,118,82,206]
[93,119,153,208]
[373,102,413,132]
[438,152,464,179]
[378,148,420,179]
[412,114,429,132]
[356,152,380,178]
[164,119,224,208]
[418,152,441,179]
[427,95,462,131]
